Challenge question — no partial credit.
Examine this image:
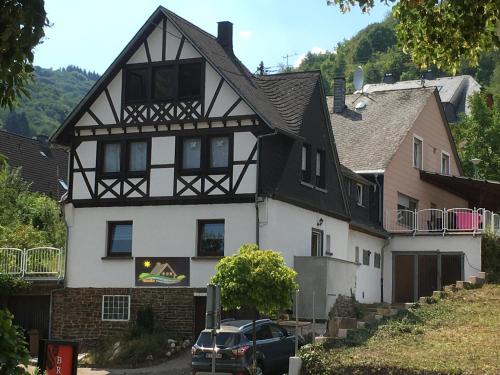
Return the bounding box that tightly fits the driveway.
[27,349,191,375]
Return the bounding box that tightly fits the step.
[477,271,486,280]
[443,285,457,294]
[337,328,354,338]
[456,280,472,289]
[403,302,416,310]
[374,314,383,321]
[419,296,429,304]
[338,317,357,329]
[469,275,485,286]
[357,321,366,329]
[432,291,443,299]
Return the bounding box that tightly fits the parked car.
[191,318,301,375]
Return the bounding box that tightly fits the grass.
[300,284,500,374]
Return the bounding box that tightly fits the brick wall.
[51,287,203,349]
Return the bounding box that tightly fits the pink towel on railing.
[455,212,482,230]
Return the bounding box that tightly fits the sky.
[33,0,391,75]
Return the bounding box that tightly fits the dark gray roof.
[0,130,68,198]
[328,88,435,172]
[52,6,314,144]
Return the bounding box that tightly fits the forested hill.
[296,17,500,95]
[0,66,99,138]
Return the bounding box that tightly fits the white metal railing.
[0,247,65,279]
[384,208,500,235]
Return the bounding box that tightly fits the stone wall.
[51,287,203,349]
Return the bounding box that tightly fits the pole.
[211,328,216,374]
[294,290,299,356]
[312,291,315,341]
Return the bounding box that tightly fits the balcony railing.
[384,208,500,235]
[0,247,65,280]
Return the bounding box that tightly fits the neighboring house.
[0,130,68,198]
[328,79,497,304]
[46,6,362,345]
[363,75,481,122]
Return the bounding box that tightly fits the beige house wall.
[384,93,468,217]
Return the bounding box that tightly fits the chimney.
[383,73,395,84]
[424,69,435,80]
[36,134,49,145]
[333,76,346,113]
[217,21,233,55]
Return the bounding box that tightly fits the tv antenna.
[282,52,300,69]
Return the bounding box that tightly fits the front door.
[418,255,438,299]
[311,229,323,256]
[394,255,415,303]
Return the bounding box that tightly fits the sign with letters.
[38,340,78,375]
[135,257,190,287]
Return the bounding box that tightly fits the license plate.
[205,352,222,359]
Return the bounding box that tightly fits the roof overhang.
[420,170,500,212]
[354,169,385,175]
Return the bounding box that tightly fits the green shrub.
[482,233,500,283]
[0,309,30,375]
[299,344,332,375]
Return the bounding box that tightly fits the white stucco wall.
[384,234,482,303]
[348,230,385,303]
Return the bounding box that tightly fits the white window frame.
[356,183,364,206]
[441,150,450,175]
[412,135,423,169]
[102,295,131,321]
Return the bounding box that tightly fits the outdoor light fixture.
[317,218,324,226]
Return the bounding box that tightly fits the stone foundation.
[51,287,204,349]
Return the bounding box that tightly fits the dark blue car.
[191,319,299,375]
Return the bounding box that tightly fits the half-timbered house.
[49,7,359,344]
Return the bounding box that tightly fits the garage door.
[7,295,50,339]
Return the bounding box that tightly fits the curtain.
[183,138,201,169]
[129,141,147,171]
[104,143,121,173]
[210,136,229,168]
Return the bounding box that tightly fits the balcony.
[0,247,65,280]
[384,208,500,235]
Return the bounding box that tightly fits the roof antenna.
[257,61,265,76]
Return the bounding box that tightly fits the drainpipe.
[374,174,382,223]
[254,130,278,248]
[380,237,391,304]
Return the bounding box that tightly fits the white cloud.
[293,47,326,68]
[239,30,252,39]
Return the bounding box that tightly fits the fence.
[0,247,65,279]
[384,208,500,235]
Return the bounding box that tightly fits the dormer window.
[356,183,364,206]
[124,60,203,104]
[316,150,325,188]
[301,143,311,182]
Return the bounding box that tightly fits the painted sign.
[38,340,78,375]
[135,257,190,287]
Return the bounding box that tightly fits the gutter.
[255,130,278,247]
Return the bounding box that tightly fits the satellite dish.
[353,66,364,92]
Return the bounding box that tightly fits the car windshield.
[196,332,244,348]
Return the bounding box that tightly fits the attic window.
[179,62,202,99]
[125,68,148,102]
[301,144,312,182]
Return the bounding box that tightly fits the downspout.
[374,173,390,303]
[254,130,278,248]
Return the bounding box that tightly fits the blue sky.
[33,0,391,75]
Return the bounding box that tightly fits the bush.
[0,309,30,375]
[299,344,332,375]
[482,233,500,283]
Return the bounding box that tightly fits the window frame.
[177,134,233,176]
[362,249,371,266]
[311,228,324,257]
[315,149,326,188]
[98,139,150,179]
[197,219,225,257]
[106,221,133,257]
[412,135,423,169]
[102,295,130,321]
[356,183,364,207]
[301,143,312,183]
[123,59,205,105]
[374,252,381,268]
[441,151,450,175]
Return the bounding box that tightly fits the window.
[374,252,381,268]
[103,143,121,174]
[182,137,202,170]
[197,220,224,256]
[355,246,360,263]
[441,152,450,175]
[179,62,202,99]
[255,325,273,341]
[311,229,323,256]
[124,61,203,103]
[100,140,149,177]
[210,136,229,169]
[362,249,371,266]
[102,295,130,321]
[107,221,133,256]
[269,324,287,339]
[413,136,423,169]
[125,68,148,102]
[356,183,364,206]
[316,150,325,188]
[301,144,311,182]
[152,66,176,100]
[397,193,418,227]
[179,135,231,173]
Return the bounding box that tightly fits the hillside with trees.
[0,66,98,138]
[296,17,500,95]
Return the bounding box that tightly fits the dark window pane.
[129,141,147,172]
[196,332,241,348]
[199,222,224,256]
[125,69,148,102]
[103,143,121,173]
[152,66,176,100]
[363,249,370,265]
[301,144,311,182]
[109,223,132,254]
[179,63,202,99]
[256,325,272,340]
[210,136,229,168]
[182,137,201,169]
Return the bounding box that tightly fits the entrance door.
[8,295,50,339]
[441,254,462,287]
[311,229,323,256]
[418,255,438,298]
[394,255,415,303]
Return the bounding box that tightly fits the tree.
[0,0,48,109]
[0,309,30,375]
[327,0,500,72]
[4,111,31,137]
[451,93,500,181]
[211,244,298,374]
